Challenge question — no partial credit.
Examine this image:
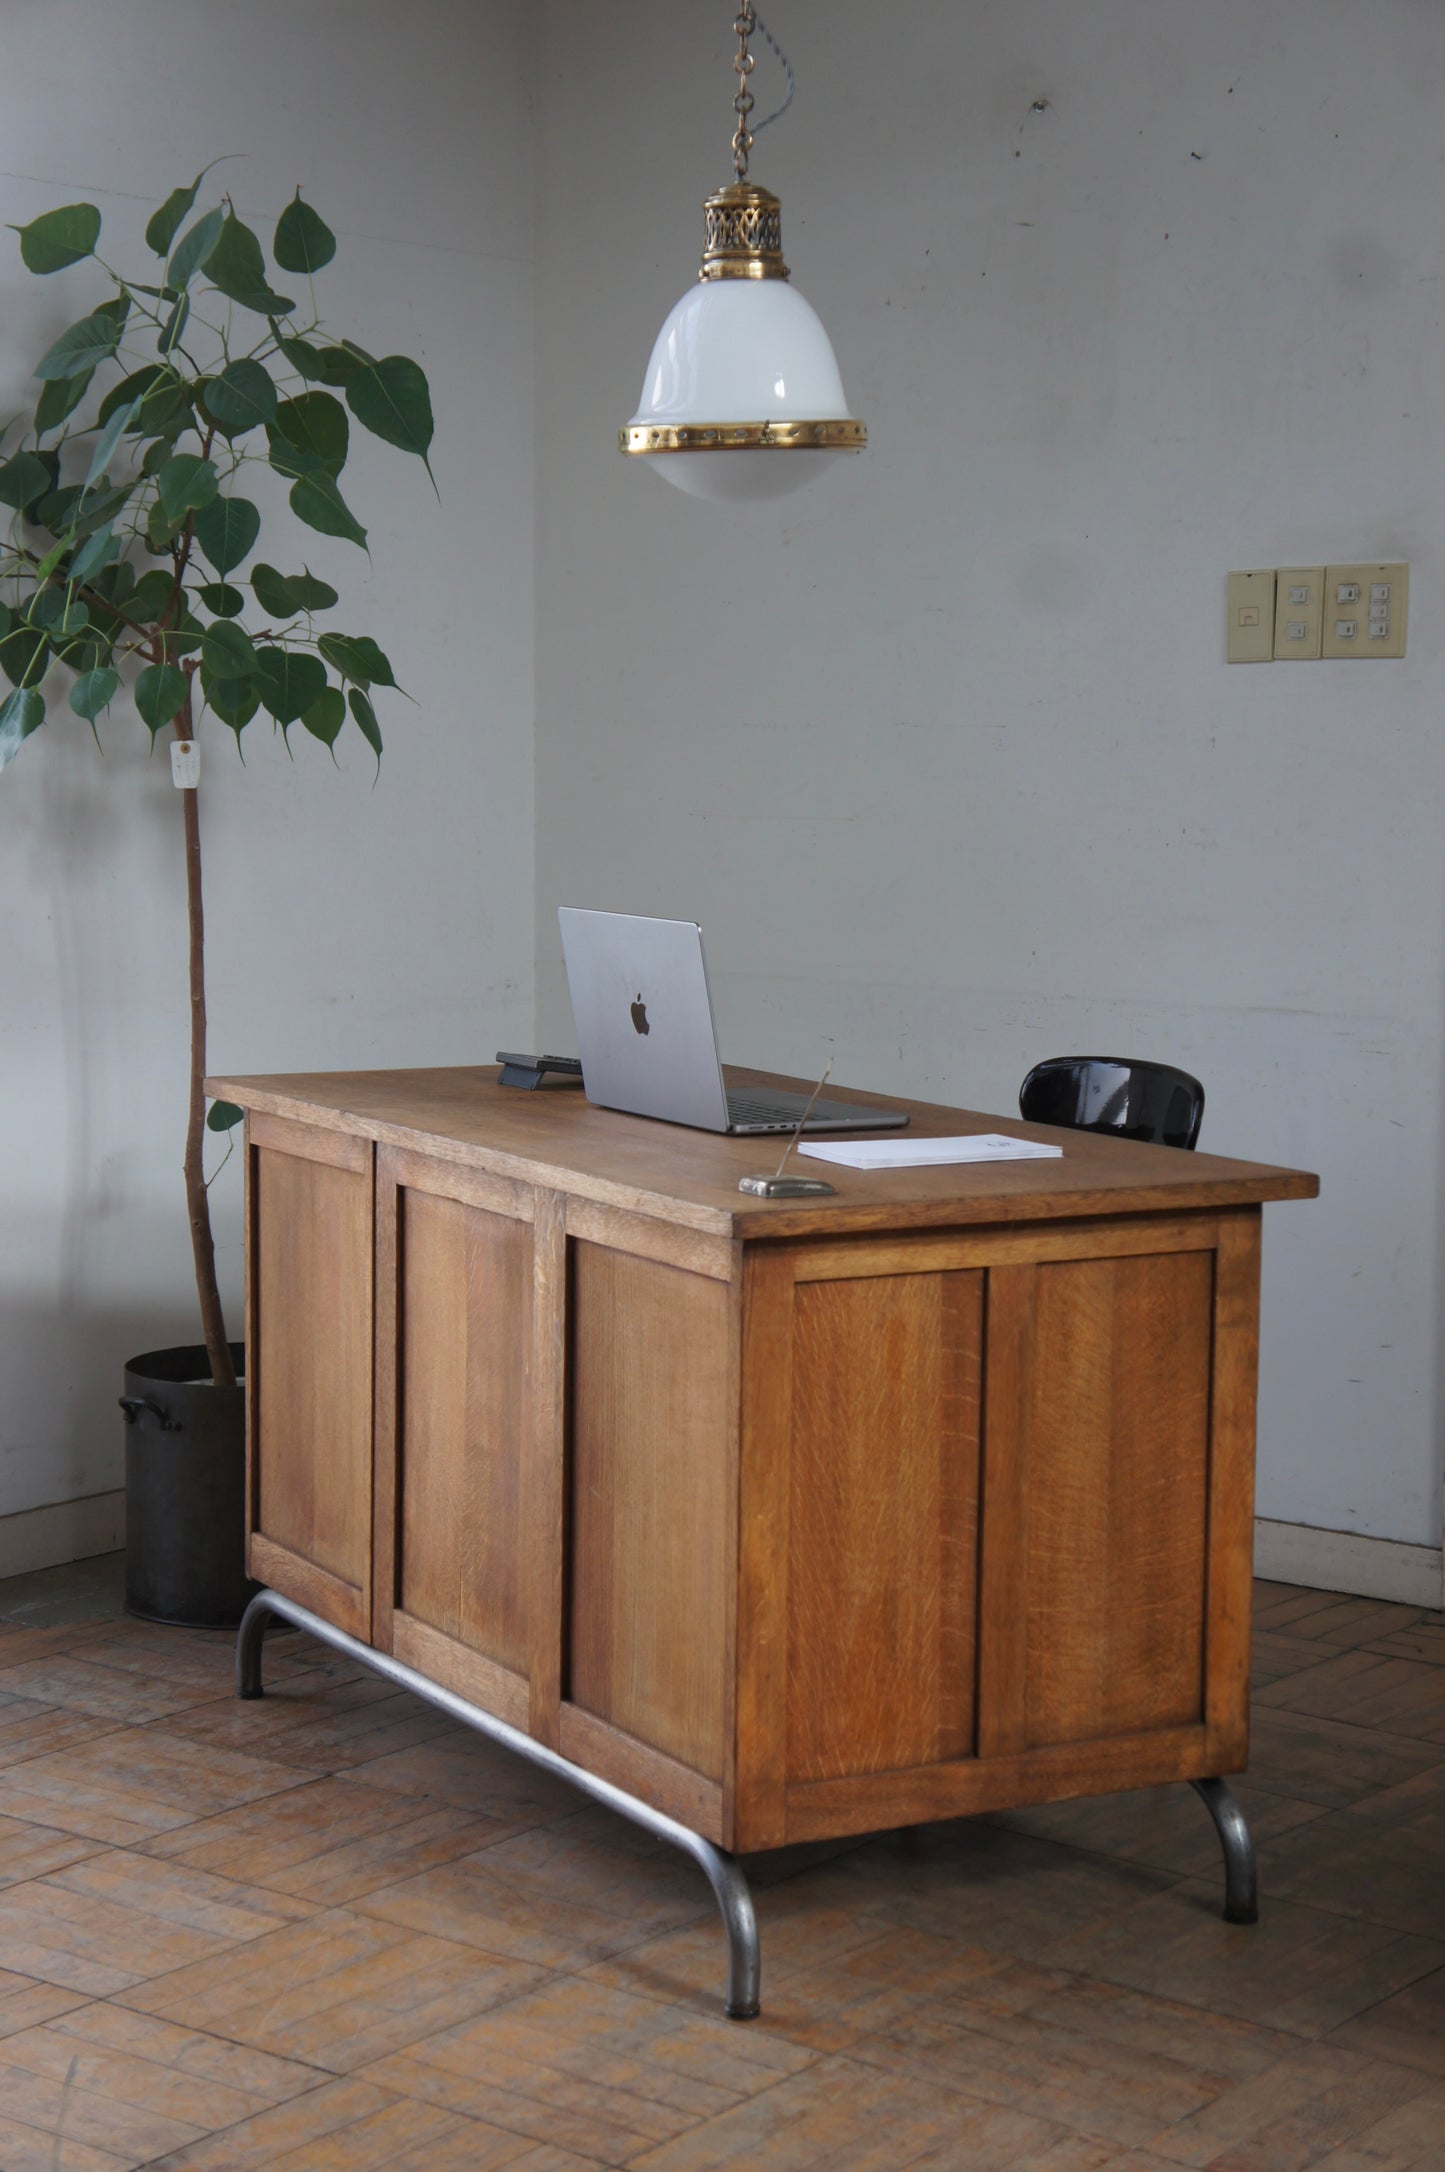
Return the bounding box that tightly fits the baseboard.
[0,1491,126,1582]
[1254,1516,1444,1609]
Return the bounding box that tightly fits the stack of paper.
[797,1134,1064,1172]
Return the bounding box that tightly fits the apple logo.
[630,993,650,1036]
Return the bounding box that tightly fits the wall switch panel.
[1321,563,1408,658]
[1227,559,1409,662]
[1272,565,1325,661]
[1227,569,1277,662]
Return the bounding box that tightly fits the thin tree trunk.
[175,680,235,1388]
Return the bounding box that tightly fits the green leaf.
[126,569,179,623]
[199,581,245,618]
[30,589,88,637]
[93,294,131,332]
[200,618,257,680]
[0,686,44,768]
[276,334,330,383]
[158,290,191,357]
[68,480,135,543]
[35,312,121,382]
[69,665,120,722]
[98,365,163,425]
[313,344,364,386]
[68,524,120,585]
[192,494,260,574]
[201,667,260,732]
[317,632,396,689]
[0,603,9,640]
[145,498,182,553]
[207,1099,245,1133]
[206,357,277,435]
[346,354,434,468]
[146,164,220,257]
[133,661,188,736]
[0,625,48,688]
[272,391,347,475]
[301,685,345,747]
[203,210,295,314]
[13,203,101,275]
[274,191,336,275]
[254,645,326,726]
[153,611,204,662]
[289,471,366,549]
[287,568,339,611]
[157,453,219,521]
[34,370,94,436]
[167,206,225,290]
[265,435,328,483]
[348,686,381,769]
[83,397,142,492]
[250,563,300,618]
[0,451,51,509]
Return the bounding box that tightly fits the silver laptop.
[558,908,909,1136]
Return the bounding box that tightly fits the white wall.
[0,1,535,1538]
[534,0,1445,1555]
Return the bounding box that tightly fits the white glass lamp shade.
[624,279,865,502]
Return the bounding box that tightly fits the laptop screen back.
[558,908,732,1131]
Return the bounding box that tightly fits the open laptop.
[558,908,909,1136]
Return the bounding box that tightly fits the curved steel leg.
[234,1589,761,2018]
[1190,1777,1259,1924]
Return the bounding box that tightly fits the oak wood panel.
[975,1264,1038,1760]
[208,1064,1319,1245]
[247,1532,367,1640]
[1204,1209,1264,1769]
[249,1109,370,1173]
[558,1706,726,1842]
[384,1143,534,1224]
[734,1246,796,1852]
[526,1189,568,1748]
[792,1215,1222,1282]
[783,1722,1217,1843]
[567,1242,731,1784]
[391,1611,529,1731]
[786,1271,983,1782]
[392,1181,532,1680]
[251,1135,373,1622]
[1021,1248,1215,1749]
[372,1152,400,1652]
[565,1195,735,1281]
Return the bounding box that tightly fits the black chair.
[1018,1056,1205,1150]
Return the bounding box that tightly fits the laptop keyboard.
[726,1095,803,1129]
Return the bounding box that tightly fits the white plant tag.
[171,739,200,789]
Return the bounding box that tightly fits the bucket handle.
[118,1395,182,1433]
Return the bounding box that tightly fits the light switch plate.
[1227,570,1277,663]
[1272,566,1325,661]
[1321,562,1408,658]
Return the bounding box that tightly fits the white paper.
[797,1132,1063,1172]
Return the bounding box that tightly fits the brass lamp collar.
[700,182,788,281]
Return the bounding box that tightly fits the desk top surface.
[208,1063,1320,1239]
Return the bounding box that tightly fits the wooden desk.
[212,1063,1316,2011]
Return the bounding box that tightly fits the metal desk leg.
[236,1589,761,2019]
[1190,1776,1259,1924]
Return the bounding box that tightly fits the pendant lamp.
[619,4,866,501]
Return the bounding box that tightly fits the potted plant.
[0,172,433,1623]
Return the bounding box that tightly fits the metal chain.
[732,5,756,182]
[730,5,796,182]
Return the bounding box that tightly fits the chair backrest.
[1019,1056,1205,1150]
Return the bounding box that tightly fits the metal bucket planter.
[120,1342,256,1626]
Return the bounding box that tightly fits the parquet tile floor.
[0,1560,1439,2169]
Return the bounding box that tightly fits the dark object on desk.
[1020,1055,1205,1150]
[496,1051,585,1090]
